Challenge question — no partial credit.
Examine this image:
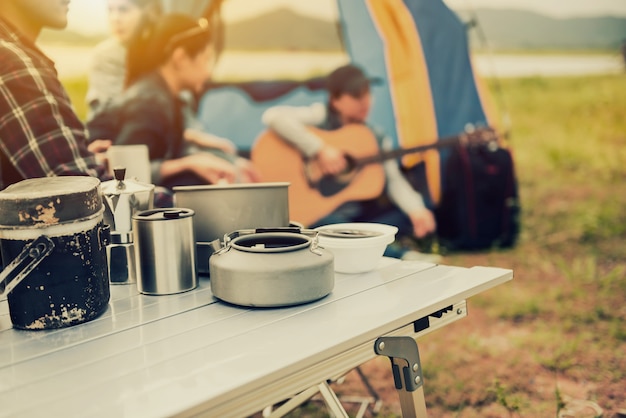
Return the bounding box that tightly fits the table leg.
[318,381,350,418]
[394,356,427,418]
[375,336,428,418]
[263,386,320,418]
[264,381,349,418]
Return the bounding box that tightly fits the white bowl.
[315,223,398,274]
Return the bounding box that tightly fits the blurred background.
[43,0,626,82]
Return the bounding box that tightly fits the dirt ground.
[331,317,622,418]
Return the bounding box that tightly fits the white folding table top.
[0,259,512,417]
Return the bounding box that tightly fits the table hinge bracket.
[374,336,423,392]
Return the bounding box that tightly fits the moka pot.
[101,168,155,284]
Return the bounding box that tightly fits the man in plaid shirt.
[0,0,109,191]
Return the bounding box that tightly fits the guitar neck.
[356,134,464,166]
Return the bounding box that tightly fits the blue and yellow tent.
[196,0,500,207]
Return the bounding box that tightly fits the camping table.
[0,259,512,418]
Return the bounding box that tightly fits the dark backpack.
[434,143,520,251]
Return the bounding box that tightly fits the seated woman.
[86,0,162,120]
[87,13,258,188]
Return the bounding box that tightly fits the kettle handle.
[0,235,55,296]
[212,227,320,256]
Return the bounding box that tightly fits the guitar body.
[251,124,386,226]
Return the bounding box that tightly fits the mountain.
[223,7,625,52]
[37,7,626,52]
[223,8,342,51]
[455,9,626,50]
[222,7,625,52]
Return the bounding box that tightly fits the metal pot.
[173,182,290,274]
[209,227,334,307]
[0,177,110,330]
[101,168,154,284]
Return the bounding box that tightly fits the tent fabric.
[196,0,495,206]
[196,81,329,150]
[361,0,442,203]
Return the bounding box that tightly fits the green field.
[62,73,626,417]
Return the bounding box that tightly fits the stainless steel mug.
[132,208,197,295]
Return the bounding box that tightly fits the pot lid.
[0,176,102,226]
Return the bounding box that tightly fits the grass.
[61,72,626,417]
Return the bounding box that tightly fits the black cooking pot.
[0,177,110,330]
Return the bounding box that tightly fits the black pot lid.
[0,176,102,227]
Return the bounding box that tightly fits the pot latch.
[0,235,55,296]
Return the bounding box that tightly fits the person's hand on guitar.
[409,208,436,238]
[314,144,348,176]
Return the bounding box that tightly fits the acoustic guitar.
[251,123,497,226]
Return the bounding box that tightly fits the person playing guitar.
[260,64,436,258]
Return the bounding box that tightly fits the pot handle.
[253,226,303,234]
[0,235,55,296]
[224,227,318,244]
[99,223,111,247]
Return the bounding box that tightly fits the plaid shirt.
[0,18,108,190]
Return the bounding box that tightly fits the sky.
[67,0,626,35]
